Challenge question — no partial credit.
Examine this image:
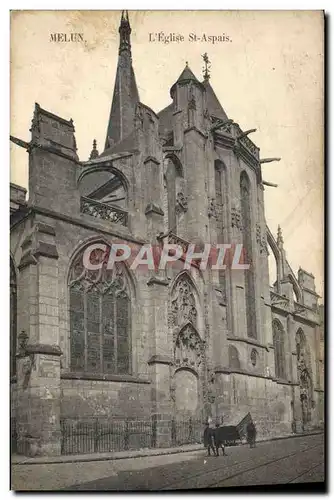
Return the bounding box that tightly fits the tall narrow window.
[215,160,227,300]
[166,161,177,232]
[69,245,131,375]
[273,320,285,379]
[10,258,17,377]
[240,171,257,339]
[165,155,183,234]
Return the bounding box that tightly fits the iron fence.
[61,418,154,455]
[60,416,203,455]
[171,418,203,447]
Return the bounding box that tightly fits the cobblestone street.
[11,434,324,491]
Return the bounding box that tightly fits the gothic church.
[10,11,324,455]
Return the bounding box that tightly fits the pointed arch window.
[273,320,285,379]
[215,160,228,301]
[69,245,131,375]
[10,258,17,377]
[240,171,257,339]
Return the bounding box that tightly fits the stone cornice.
[213,132,235,150]
[61,372,151,384]
[213,366,271,381]
[147,355,173,366]
[17,344,62,357]
[213,365,298,385]
[292,311,320,327]
[30,141,80,164]
[81,151,133,166]
[300,286,321,298]
[227,335,270,352]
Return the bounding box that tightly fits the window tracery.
[69,246,131,375]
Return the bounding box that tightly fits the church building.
[10,11,324,456]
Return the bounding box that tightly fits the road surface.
[66,433,324,491]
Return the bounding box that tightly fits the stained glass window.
[69,246,131,375]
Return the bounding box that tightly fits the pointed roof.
[202,79,228,121]
[170,63,203,98]
[176,64,199,84]
[104,11,139,151]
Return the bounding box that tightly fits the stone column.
[147,279,173,448]
[16,220,62,456]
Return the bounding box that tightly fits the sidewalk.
[11,429,323,466]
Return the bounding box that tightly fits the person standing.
[213,423,228,456]
[246,420,257,448]
[203,422,215,456]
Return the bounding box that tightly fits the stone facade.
[10,12,324,456]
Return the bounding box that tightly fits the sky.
[10,10,324,298]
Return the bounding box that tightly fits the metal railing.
[171,418,203,447]
[60,417,203,455]
[61,418,154,455]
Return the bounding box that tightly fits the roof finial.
[89,139,99,160]
[119,10,131,55]
[202,52,211,81]
[277,225,284,248]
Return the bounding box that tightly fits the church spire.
[119,10,131,55]
[104,10,139,151]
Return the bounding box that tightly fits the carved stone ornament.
[250,348,257,366]
[134,104,144,129]
[208,198,218,219]
[270,292,290,310]
[170,276,198,330]
[81,197,128,226]
[231,207,242,230]
[176,192,188,214]
[30,104,41,137]
[256,223,269,254]
[174,324,204,371]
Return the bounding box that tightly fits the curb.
[11,430,323,466]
